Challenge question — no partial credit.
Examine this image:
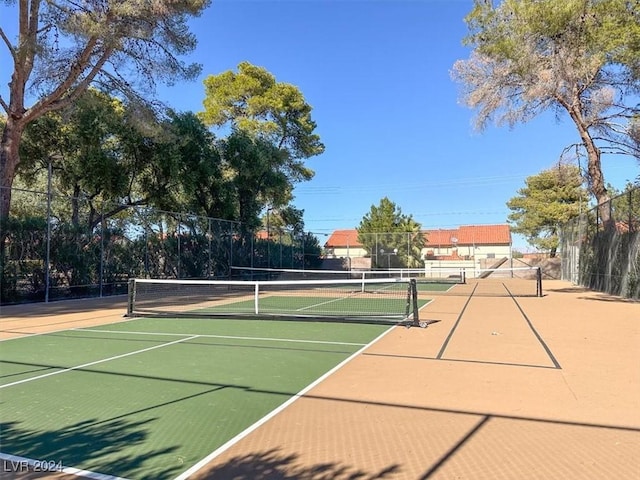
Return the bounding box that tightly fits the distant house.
[323,229,361,258]
[324,225,512,264]
[421,225,512,261]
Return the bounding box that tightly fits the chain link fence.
[559,186,640,299]
[0,187,318,304]
[7,184,636,303]
[353,232,427,269]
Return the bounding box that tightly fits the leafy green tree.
[18,90,235,231]
[275,206,306,235]
[200,62,325,160]
[357,197,425,268]
[0,0,210,222]
[20,91,154,229]
[145,110,234,220]
[452,0,640,224]
[20,90,135,227]
[218,130,313,232]
[200,62,323,232]
[607,182,640,227]
[301,232,323,269]
[507,163,589,256]
[262,206,305,237]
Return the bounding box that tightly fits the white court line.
[77,328,368,347]
[0,452,130,480]
[293,284,401,313]
[295,294,358,312]
[0,335,199,390]
[0,315,139,343]
[172,323,398,480]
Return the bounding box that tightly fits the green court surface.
[0,316,393,479]
[415,281,455,292]
[199,294,415,316]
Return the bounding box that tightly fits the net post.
[536,267,543,297]
[126,278,135,316]
[254,283,260,314]
[410,278,419,325]
[404,280,411,319]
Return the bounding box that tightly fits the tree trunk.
[71,184,81,227]
[0,119,25,221]
[566,103,612,226]
[0,119,25,302]
[583,139,612,227]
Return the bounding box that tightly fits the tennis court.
[1,275,638,479]
[1,312,399,479]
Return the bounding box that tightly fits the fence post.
[206,218,211,278]
[629,189,633,233]
[407,233,410,267]
[250,232,254,271]
[99,212,105,297]
[45,158,52,303]
[177,215,181,279]
[229,228,233,272]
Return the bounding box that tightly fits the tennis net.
[228,266,542,297]
[411,266,543,297]
[127,277,424,325]
[465,266,543,297]
[229,266,466,283]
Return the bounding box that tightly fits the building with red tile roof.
[324,224,512,263]
[255,230,269,240]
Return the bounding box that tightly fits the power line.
[295,173,530,195]
[305,210,510,223]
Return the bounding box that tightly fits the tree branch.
[0,95,9,113]
[0,27,16,60]
[23,43,114,123]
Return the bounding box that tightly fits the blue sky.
[2,0,639,250]
[157,0,638,249]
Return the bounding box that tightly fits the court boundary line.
[0,315,137,343]
[294,291,363,312]
[292,288,409,317]
[437,285,478,359]
[435,284,561,369]
[363,351,560,370]
[76,328,369,347]
[505,285,562,368]
[0,335,199,390]
[171,323,399,480]
[0,293,128,312]
[0,452,130,480]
